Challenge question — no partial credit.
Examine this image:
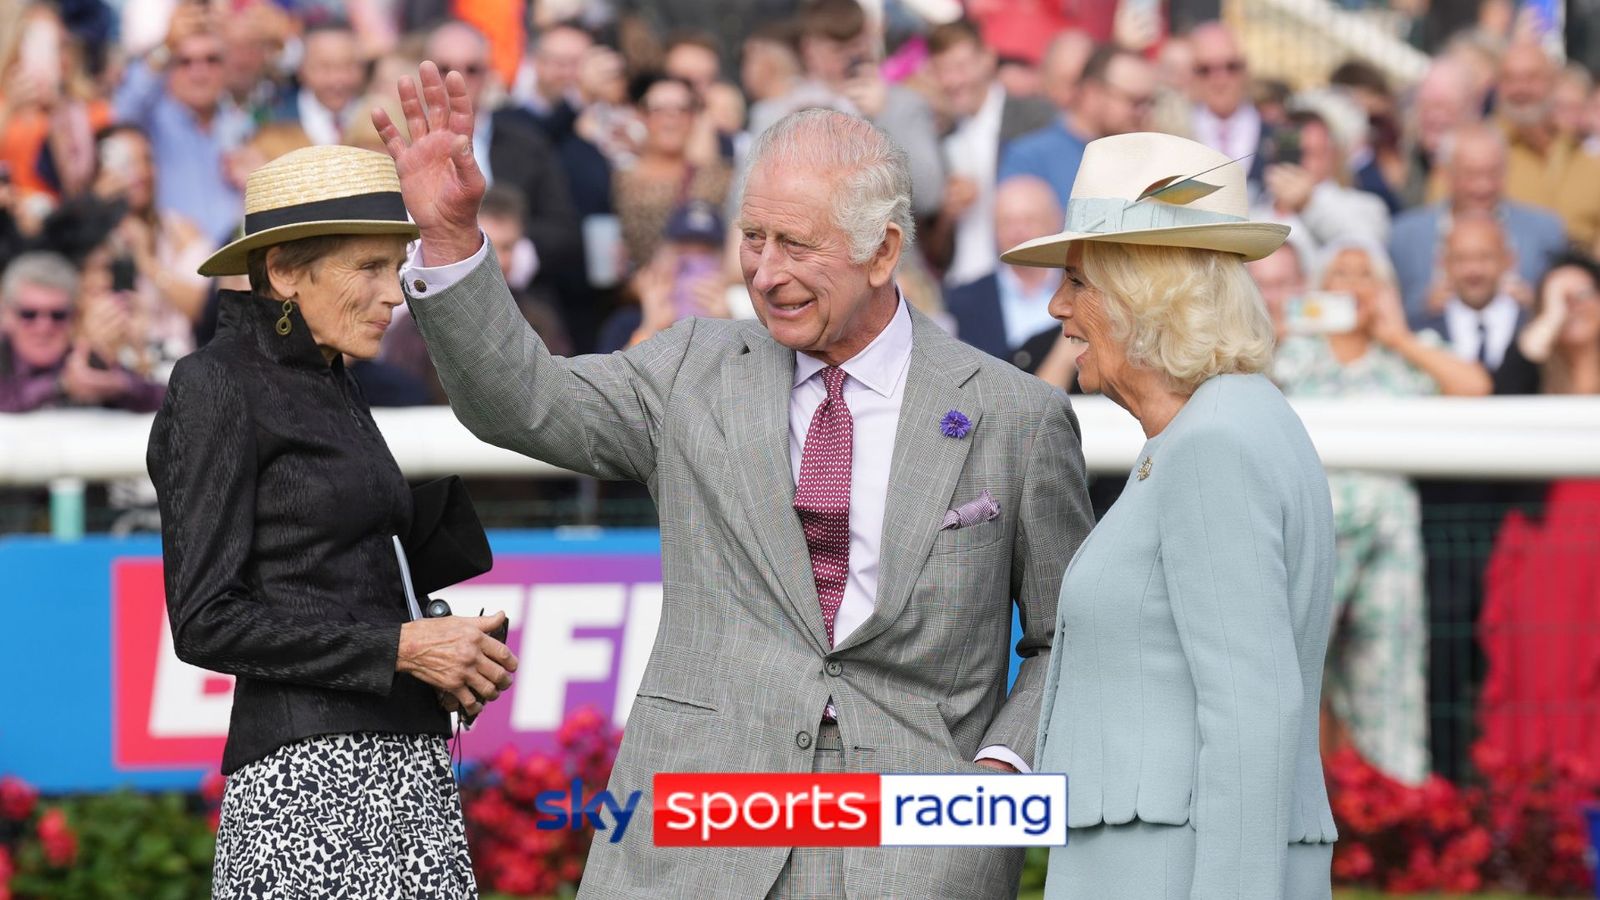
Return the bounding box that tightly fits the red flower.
[1332,842,1374,880]
[0,777,36,822]
[37,808,78,867]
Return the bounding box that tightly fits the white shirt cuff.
[402,234,490,299]
[975,744,1030,773]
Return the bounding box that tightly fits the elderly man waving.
[376,63,1092,899]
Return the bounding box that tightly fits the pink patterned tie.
[794,366,852,645]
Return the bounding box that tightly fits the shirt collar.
[1445,293,1519,325]
[793,295,913,398]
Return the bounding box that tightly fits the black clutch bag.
[404,475,493,597]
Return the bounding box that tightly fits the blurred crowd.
[3,0,1600,781]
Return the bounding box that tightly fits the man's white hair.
[743,108,916,264]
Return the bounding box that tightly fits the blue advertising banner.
[0,531,1025,794]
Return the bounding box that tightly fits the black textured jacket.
[147,291,448,775]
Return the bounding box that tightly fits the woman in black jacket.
[147,144,516,898]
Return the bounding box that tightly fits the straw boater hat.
[199,145,419,277]
[1001,132,1290,267]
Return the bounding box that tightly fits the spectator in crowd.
[1495,40,1600,248]
[1551,64,1593,146]
[88,124,209,380]
[1328,60,1406,213]
[523,21,591,140]
[1,5,114,203]
[113,5,252,245]
[218,2,293,126]
[740,23,805,108]
[276,22,368,146]
[426,22,579,299]
[662,31,722,102]
[574,44,643,170]
[945,175,1062,371]
[1253,108,1391,258]
[1403,58,1481,208]
[1495,252,1600,396]
[1273,238,1489,786]
[1000,44,1157,210]
[1149,30,1198,137]
[597,199,731,353]
[614,74,730,274]
[1414,213,1527,383]
[1184,21,1270,189]
[928,18,1052,287]
[748,0,945,221]
[1389,124,1566,325]
[0,251,164,413]
[1037,29,1095,115]
[1245,240,1308,341]
[1477,252,1600,772]
[1584,82,1600,158]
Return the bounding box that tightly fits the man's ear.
[265,246,300,300]
[867,222,904,289]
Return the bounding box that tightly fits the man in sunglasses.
[113,3,251,246]
[1187,21,1270,193]
[0,252,164,413]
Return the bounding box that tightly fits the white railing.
[4,396,1600,487]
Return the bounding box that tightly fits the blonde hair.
[1080,241,1276,393]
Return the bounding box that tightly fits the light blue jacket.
[1037,374,1338,899]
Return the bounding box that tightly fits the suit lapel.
[837,311,981,652]
[722,330,832,655]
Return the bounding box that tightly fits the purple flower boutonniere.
[940,410,972,439]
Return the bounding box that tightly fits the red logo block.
[653,773,881,846]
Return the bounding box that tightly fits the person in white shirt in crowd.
[1252,105,1391,258]
[927,19,1052,287]
[284,22,367,146]
[1186,21,1269,190]
[945,175,1063,371]
[1415,212,1525,378]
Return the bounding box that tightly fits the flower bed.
[1329,745,1600,895]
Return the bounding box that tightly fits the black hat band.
[243,191,409,236]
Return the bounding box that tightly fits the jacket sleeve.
[147,355,402,694]
[980,389,1093,765]
[406,244,697,484]
[1156,423,1301,900]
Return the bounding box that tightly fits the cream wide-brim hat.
[199,145,420,277]
[1000,131,1290,266]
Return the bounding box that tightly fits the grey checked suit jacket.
[408,251,1093,899]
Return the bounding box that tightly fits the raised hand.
[372,61,486,266]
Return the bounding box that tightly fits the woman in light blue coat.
[1002,132,1339,899]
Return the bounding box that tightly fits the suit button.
[412,279,427,293]
[796,730,812,749]
[825,660,843,677]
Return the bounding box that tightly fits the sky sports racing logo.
[653,773,1068,847]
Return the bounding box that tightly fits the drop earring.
[276,298,296,336]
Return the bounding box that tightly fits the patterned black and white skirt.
[213,732,476,899]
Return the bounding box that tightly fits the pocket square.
[941,490,1000,530]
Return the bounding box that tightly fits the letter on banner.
[149,621,233,738]
[512,584,625,731]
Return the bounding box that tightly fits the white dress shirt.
[403,241,1027,771]
[1442,293,1520,370]
[1192,102,1261,162]
[297,90,346,147]
[943,82,1006,288]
